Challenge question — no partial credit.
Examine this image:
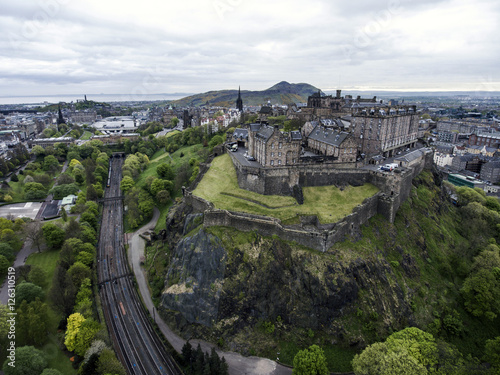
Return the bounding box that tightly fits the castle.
[233,89,420,167]
[183,89,432,252]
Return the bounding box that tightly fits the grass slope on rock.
[193,154,379,223]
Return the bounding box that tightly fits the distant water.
[0,93,189,105]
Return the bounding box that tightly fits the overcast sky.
[1,0,499,97]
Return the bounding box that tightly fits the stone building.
[306,125,357,163]
[247,124,302,167]
[350,106,419,158]
[480,161,500,183]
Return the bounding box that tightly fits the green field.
[80,131,93,140]
[193,154,379,224]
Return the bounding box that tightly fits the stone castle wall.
[183,148,434,251]
[186,192,381,252]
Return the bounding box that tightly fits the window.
[279,143,282,149]
[270,160,274,166]
[271,152,274,157]
[278,160,282,165]
[271,143,275,149]
[278,152,282,157]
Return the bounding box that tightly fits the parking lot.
[0,202,43,220]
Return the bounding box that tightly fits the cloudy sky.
[1,0,499,98]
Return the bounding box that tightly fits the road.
[128,210,292,375]
[98,156,181,375]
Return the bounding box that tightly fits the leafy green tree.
[150,178,167,197]
[64,313,85,352]
[156,163,174,180]
[67,261,91,290]
[42,155,59,173]
[352,342,427,375]
[292,345,329,375]
[31,145,45,157]
[80,211,97,229]
[484,336,500,369]
[0,243,14,260]
[0,255,10,277]
[24,182,47,200]
[42,223,65,249]
[28,266,48,289]
[120,176,134,193]
[15,282,44,306]
[2,346,47,375]
[97,348,126,375]
[17,298,48,346]
[461,268,500,320]
[156,190,170,205]
[208,135,223,148]
[74,318,101,356]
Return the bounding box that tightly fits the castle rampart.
[183,148,434,252]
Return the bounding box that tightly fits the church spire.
[236,86,243,112]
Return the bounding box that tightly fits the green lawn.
[25,249,61,291]
[80,131,93,140]
[192,154,379,224]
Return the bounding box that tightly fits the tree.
[97,348,126,375]
[292,345,329,375]
[120,176,134,193]
[74,318,101,356]
[484,336,500,369]
[42,155,59,173]
[31,145,45,157]
[15,282,44,306]
[0,255,10,277]
[42,223,65,249]
[2,346,47,375]
[28,266,48,288]
[461,268,500,320]
[352,342,427,375]
[24,182,47,200]
[156,190,170,205]
[23,220,44,252]
[156,163,174,180]
[16,298,48,346]
[181,341,193,365]
[67,261,91,290]
[64,313,85,352]
[60,206,67,222]
[352,328,442,375]
[208,135,223,148]
[0,243,14,260]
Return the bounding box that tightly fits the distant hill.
[171,81,322,107]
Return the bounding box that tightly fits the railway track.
[97,156,181,375]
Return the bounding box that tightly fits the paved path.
[0,238,38,304]
[127,208,291,375]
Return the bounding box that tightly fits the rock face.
[216,237,413,335]
[161,228,226,327]
[160,207,414,346]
